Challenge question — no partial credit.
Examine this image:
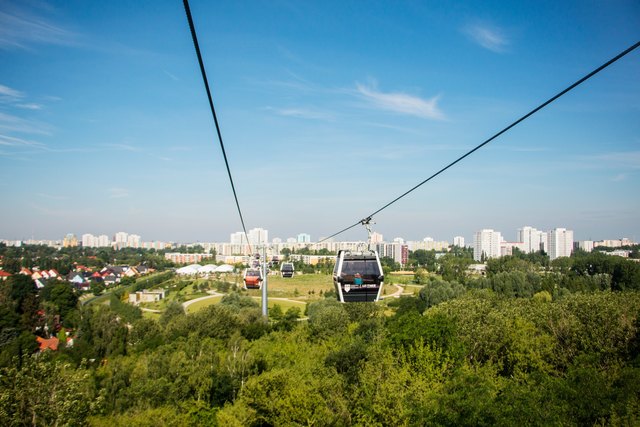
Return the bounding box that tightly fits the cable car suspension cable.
[183,0,253,253]
[318,39,640,244]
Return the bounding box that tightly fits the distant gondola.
[243,268,263,289]
[332,249,384,303]
[280,262,295,278]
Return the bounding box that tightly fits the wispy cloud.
[0,84,44,110]
[266,106,334,121]
[16,103,43,110]
[0,133,45,147]
[0,112,52,135]
[103,143,141,152]
[108,188,130,199]
[0,84,24,99]
[0,7,77,50]
[355,82,446,120]
[611,173,627,182]
[164,70,180,81]
[463,24,509,53]
[592,151,640,169]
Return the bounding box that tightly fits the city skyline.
[1,1,639,243]
[3,224,635,249]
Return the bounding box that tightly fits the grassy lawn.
[403,284,423,295]
[186,295,307,314]
[185,295,224,313]
[142,310,161,321]
[387,273,416,285]
[259,298,307,312]
[126,272,334,314]
[245,273,334,300]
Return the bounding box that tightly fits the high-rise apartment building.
[548,228,573,260]
[230,232,246,245]
[370,232,384,244]
[114,232,128,249]
[98,235,111,247]
[248,228,268,245]
[387,243,409,266]
[473,229,502,261]
[577,240,594,252]
[63,233,78,248]
[82,233,117,248]
[82,233,96,248]
[517,226,545,253]
[297,233,311,243]
[127,234,141,248]
[453,236,465,247]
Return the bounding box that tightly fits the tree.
[307,300,349,338]
[419,277,465,308]
[413,267,428,284]
[90,281,106,296]
[160,301,185,328]
[0,355,93,425]
[280,248,291,259]
[40,282,79,320]
[438,254,474,282]
[409,249,437,270]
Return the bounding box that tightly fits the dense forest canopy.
[0,244,639,425]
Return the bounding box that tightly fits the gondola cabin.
[280,262,295,278]
[243,268,263,289]
[332,249,384,302]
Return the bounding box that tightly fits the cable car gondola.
[243,268,263,289]
[332,249,384,303]
[280,262,295,278]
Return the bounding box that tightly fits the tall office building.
[473,229,502,261]
[548,228,573,260]
[517,226,545,253]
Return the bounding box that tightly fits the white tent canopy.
[175,263,235,275]
[215,264,234,273]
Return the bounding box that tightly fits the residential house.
[36,336,60,352]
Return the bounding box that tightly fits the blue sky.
[0,0,638,244]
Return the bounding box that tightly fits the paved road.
[381,284,405,299]
[182,291,224,310]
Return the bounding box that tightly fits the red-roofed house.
[0,270,11,281]
[19,267,33,276]
[36,336,60,352]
